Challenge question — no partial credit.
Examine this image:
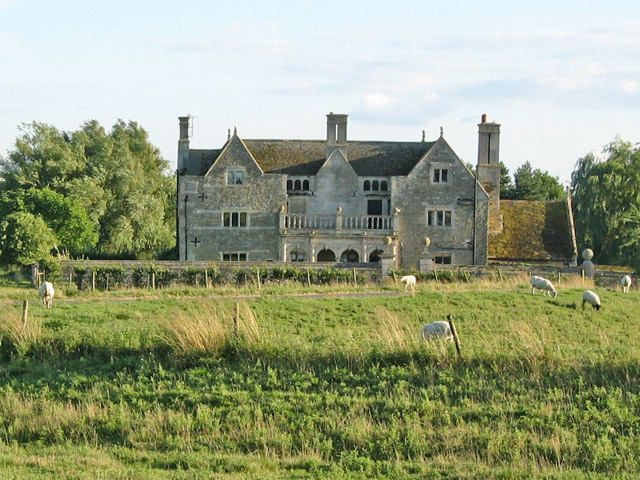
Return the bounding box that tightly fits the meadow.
[0,273,638,479]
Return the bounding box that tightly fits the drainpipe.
[184,195,189,260]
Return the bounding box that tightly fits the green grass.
[0,276,638,479]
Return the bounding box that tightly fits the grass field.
[0,274,638,479]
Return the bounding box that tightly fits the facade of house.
[176,113,503,269]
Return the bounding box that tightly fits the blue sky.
[1,0,639,184]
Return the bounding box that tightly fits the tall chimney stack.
[476,114,502,233]
[326,113,348,157]
[178,116,191,173]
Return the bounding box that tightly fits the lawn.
[0,275,638,479]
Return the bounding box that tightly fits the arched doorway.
[340,249,359,263]
[368,249,383,263]
[317,249,336,262]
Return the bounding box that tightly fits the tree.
[512,161,565,201]
[0,189,97,265]
[571,138,640,268]
[0,212,57,266]
[1,120,176,259]
[499,162,516,199]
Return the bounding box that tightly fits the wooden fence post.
[204,270,209,288]
[353,268,357,285]
[22,300,29,326]
[152,272,156,290]
[306,269,311,287]
[447,314,462,358]
[91,270,95,292]
[234,302,240,336]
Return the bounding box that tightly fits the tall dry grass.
[0,306,42,355]
[162,300,262,356]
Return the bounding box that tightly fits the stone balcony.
[279,208,399,235]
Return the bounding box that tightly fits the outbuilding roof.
[489,200,577,262]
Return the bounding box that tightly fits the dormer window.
[227,169,244,185]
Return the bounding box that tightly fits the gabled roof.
[189,139,436,177]
[489,200,577,262]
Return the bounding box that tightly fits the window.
[294,179,302,190]
[223,211,247,227]
[222,252,247,261]
[302,179,310,191]
[290,250,306,262]
[427,209,453,227]
[287,180,293,191]
[363,180,371,191]
[380,180,388,191]
[433,168,449,183]
[372,180,379,191]
[434,255,452,265]
[227,169,244,185]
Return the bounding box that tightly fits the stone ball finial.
[582,249,594,261]
[280,205,286,212]
[337,206,342,213]
[384,236,392,246]
[424,237,431,247]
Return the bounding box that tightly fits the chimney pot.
[481,113,487,123]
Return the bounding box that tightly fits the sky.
[1,0,639,185]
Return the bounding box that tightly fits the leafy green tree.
[0,188,97,264]
[512,161,564,201]
[0,212,57,266]
[571,138,640,267]
[1,120,176,259]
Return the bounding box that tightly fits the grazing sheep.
[621,275,632,294]
[582,290,601,311]
[399,275,417,294]
[38,281,55,309]
[421,321,454,342]
[530,275,558,297]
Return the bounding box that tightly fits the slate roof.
[489,200,577,262]
[190,139,436,177]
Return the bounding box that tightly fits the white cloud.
[621,80,639,92]
[361,93,394,109]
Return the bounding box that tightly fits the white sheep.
[620,275,632,294]
[420,321,454,342]
[582,290,601,311]
[530,275,558,297]
[399,275,417,294]
[39,281,55,309]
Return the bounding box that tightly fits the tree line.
[0,120,176,269]
[0,120,638,270]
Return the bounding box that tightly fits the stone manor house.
[176,113,512,270]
